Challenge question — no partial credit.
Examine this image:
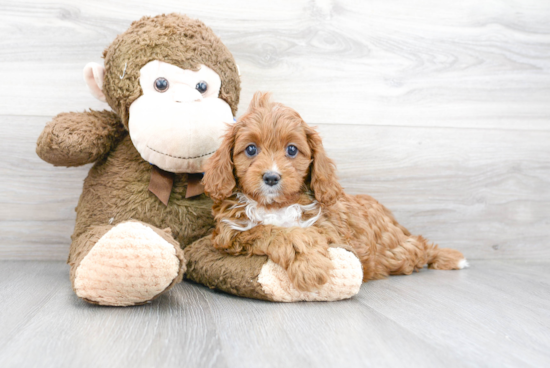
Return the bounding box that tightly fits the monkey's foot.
[258,248,363,302]
[74,221,185,306]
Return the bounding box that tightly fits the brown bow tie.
[148,165,205,205]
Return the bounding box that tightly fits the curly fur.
[36,110,126,167]
[203,92,467,292]
[103,13,241,126]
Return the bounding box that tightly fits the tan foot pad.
[74,222,181,306]
[258,248,363,302]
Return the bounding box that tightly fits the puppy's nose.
[263,172,281,186]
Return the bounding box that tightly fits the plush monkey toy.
[36,13,362,306]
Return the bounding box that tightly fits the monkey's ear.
[83,62,106,102]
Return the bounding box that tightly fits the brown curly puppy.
[203,92,468,292]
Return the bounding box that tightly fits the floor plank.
[0,262,226,368]
[0,262,67,347]
[197,286,457,367]
[357,261,550,367]
[0,260,549,368]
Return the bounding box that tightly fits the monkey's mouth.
[146,145,216,160]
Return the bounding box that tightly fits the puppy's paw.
[287,252,333,292]
[257,248,363,302]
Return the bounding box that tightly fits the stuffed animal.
[36,13,362,306]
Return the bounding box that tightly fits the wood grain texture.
[0,0,549,260]
[0,0,549,129]
[1,115,548,260]
[1,260,549,367]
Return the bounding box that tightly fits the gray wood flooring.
[0,260,549,368]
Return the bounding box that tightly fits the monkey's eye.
[154,77,169,92]
[196,81,208,94]
[286,145,298,158]
[245,144,258,157]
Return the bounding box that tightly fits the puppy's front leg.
[270,227,333,292]
[286,250,333,292]
[213,223,333,291]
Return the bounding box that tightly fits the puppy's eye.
[245,144,258,157]
[154,77,169,92]
[196,81,208,94]
[286,145,298,158]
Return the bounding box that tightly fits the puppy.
[203,92,467,292]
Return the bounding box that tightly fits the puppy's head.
[203,92,342,206]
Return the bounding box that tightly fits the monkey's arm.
[184,228,363,302]
[36,110,126,167]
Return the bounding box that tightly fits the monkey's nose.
[263,172,281,186]
[173,87,203,103]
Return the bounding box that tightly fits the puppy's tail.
[426,241,468,270]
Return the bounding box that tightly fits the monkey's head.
[83,14,241,173]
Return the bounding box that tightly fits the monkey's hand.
[36,110,125,167]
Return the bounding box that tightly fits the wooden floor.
[0,260,549,368]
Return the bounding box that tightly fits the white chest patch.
[222,193,321,231]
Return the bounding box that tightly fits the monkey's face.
[84,14,241,174]
[126,60,234,173]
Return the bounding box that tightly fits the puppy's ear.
[306,126,343,207]
[249,91,272,110]
[203,124,237,201]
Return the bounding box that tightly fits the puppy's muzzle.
[263,172,281,187]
